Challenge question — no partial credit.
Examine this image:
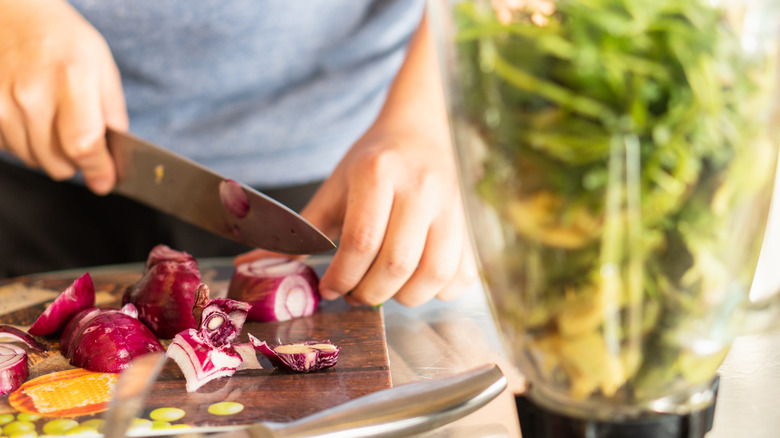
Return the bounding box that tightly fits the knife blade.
[106,128,335,254]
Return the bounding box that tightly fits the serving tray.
[0,259,391,435]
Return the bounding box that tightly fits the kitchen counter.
[3,255,780,437]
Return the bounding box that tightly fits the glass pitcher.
[429,0,780,428]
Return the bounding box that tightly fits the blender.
[429,0,780,436]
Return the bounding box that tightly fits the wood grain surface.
[0,261,391,434]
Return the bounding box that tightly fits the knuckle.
[60,127,103,161]
[382,253,417,279]
[342,225,382,255]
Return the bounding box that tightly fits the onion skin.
[0,344,28,396]
[122,245,201,339]
[167,329,242,392]
[228,258,320,322]
[61,304,164,373]
[28,272,95,337]
[248,334,340,373]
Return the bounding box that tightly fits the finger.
[56,67,115,195]
[318,179,394,301]
[0,83,37,167]
[436,227,480,301]
[100,55,129,131]
[392,209,464,307]
[348,191,432,306]
[14,81,76,181]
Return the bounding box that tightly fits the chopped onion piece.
[123,245,202,339]
[61,304,164,373]
[0,325,46,352]
[248,334,340,373]
[167,329,242,392]
[219,179,250,219]
[228,258,320,322]
[234,343,262,371]
[0,344,28,395]
[199,298,251,347]
[28,273,95,336]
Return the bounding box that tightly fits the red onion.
[0,325,47,352]
[200,298,251,348]
[167,329,242,392]
[248,334,340,373]
[228,258,320,322]
[61,304,164,373]
[0,344,28,395]
[28,273,95,337]
[219,179,250,219]
[122,245,202,339]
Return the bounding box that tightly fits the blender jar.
[430,0,780,435]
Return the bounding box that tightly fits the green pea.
[42,419,79,435]
[3,421,36,436]
[65,426,100,436]
[149,407,186,422]
[15,414,40,423]
[207,402,244,416]
[0,414,15,425]
[128,418,152,431]
[79,419,105,432]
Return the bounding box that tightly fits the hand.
[303,126,479,307]
[235,12,479,306]
[0,0,128,194]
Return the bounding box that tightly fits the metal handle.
[251,363,507,438]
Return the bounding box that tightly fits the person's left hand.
[235,120,478,307]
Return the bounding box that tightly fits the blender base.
[515,377,719,438]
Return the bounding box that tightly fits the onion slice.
[228,258,320,322]
[167,330,242,392]
[61,304,165,373]
[28,272,95,336]
[248,334,340,373]
[0,325,47,352]
[0,344,28,396]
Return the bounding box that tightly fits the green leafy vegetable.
[450,0,778,404]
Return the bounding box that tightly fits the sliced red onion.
[228,258,320,322]
[123,245,202,339]
[0,344,28,396]
[219,179,250,219]
[28,273,95,337]
[200,298,252,348]
[167,329,242,392]
[61,304,164,373]
[59,307,101,356]
[0,325,46,352]
[248,334,340,373]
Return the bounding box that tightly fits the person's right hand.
[0,0,128,195]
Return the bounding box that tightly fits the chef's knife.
[106,128,335,254]
[212,363,507,438]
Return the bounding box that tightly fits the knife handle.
[254,363,507,438]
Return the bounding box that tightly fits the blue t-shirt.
[66,0,425,187]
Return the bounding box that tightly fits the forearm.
[370,13,451,147]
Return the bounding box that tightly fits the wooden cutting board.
[0,260,391,435]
